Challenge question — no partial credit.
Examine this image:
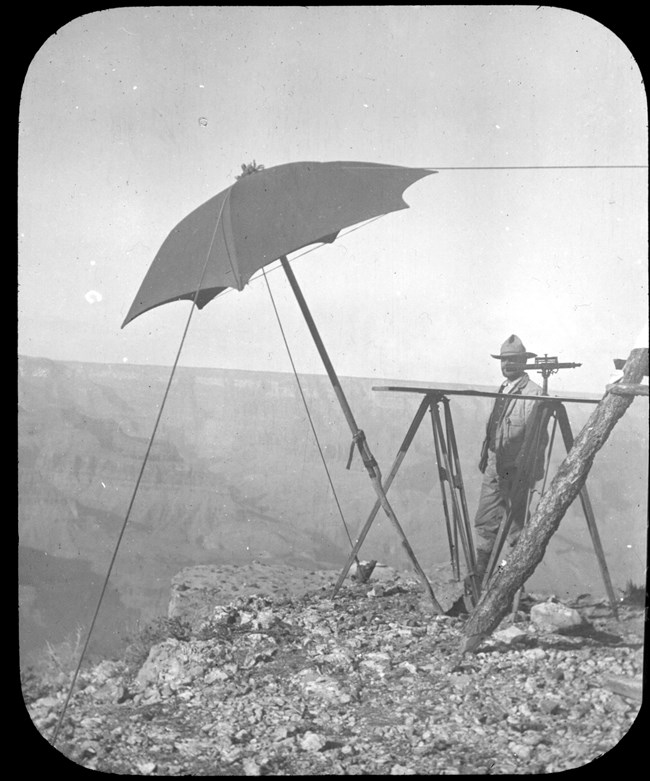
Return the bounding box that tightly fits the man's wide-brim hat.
[491,334,537,360]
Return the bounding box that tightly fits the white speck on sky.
[17,6,647,393]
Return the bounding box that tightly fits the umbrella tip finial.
[236,160,265,180]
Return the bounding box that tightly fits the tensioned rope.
[51,192,232,747]
[261,267,359,558]
[49,161,645,744]
[424,164,645,170]
[338,163,646,172]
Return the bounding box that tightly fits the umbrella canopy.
[122,160,434,327]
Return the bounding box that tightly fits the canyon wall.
[18,356,648,661]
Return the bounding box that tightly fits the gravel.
[24,570,644,775]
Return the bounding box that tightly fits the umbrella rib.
[220,215,388,295]
[209,187,241,290]
[215,187,242,290]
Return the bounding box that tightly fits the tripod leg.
[538,413,559,497]
[555,406,620,620]
[482,508,513,590]
[332,396,431,596]
[508,489,535,621]
[511,588,523,621]
[431,404,479,603]
[366,468,445,614]
[430,403,460,580]
[444,399,477,572]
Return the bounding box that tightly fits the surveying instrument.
[332,355,619,618]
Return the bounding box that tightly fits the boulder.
[492,625,528,644]
[168,566,225,630]
[529,601,584,634]
[135,638,209,695]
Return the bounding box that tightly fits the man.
[471,335,546,589]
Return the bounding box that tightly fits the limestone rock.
[529,601,584,634]
[493,625,528,644]
[602,674,643,702]
[135,638,209,694]
[299,731,327,752]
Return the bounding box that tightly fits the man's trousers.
[473,450,529,558]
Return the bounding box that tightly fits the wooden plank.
[372,385,601,404]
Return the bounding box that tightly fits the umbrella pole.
[279,257,443,613]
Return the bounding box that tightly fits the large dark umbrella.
[122,161,432,324]
[122,160,442,610]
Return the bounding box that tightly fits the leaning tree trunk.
[460,346,648,654]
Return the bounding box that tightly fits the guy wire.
[261,267,359,558]
[50,193,231,747]
[220,160,648,296]
[424,164,646,170]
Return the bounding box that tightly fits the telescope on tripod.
[524,354,582,394]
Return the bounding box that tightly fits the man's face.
[501,356,526,381]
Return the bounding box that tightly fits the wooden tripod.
[333,386,617,618]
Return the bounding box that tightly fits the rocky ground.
[22,564,644,775]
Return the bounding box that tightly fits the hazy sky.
[18,6,647,393]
